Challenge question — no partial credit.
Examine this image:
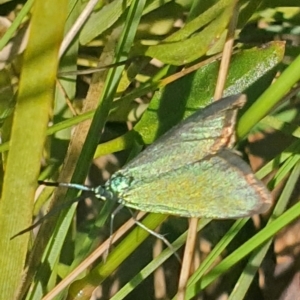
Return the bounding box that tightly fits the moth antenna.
[11,181,94,239]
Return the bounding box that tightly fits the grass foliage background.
[0,0,300,299]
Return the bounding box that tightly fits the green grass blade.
[0,0,69,298]
[238,49,300,138]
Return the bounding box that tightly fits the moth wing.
[120,149,272,218]
[123,95,246,179]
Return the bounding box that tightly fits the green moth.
[64,94,272,218]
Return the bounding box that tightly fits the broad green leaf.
[95,41,284,158]
[79,0,133,45]
[142,0,236,65]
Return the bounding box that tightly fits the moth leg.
[126,208,181,263]
[107,204,125,255]
[109,206,181,262]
